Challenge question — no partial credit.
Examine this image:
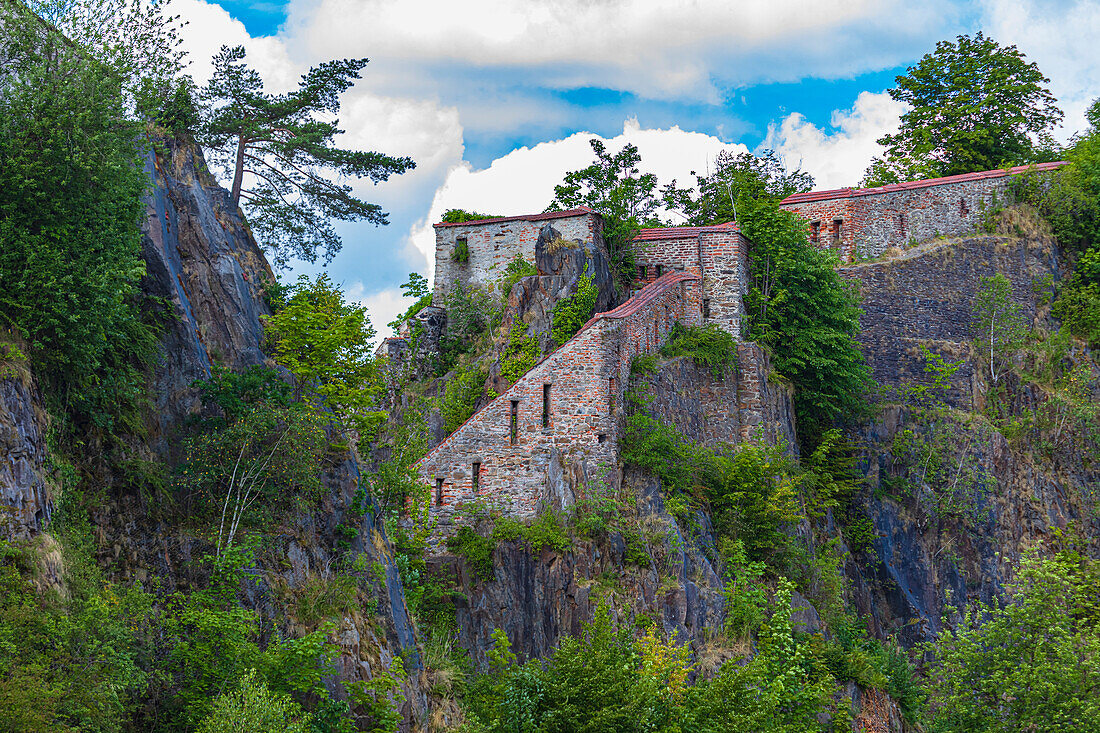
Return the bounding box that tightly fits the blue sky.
[176,0,1100,333]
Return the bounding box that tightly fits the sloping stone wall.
[415,272,704,534]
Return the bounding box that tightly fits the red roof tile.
[633,222,739,241]
[779,161,1068,205]
[578,271,700,333]
[433,207,598,228]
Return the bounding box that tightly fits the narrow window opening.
[898,213,906,233]
[510,400,519,445]
[597,433,607,444]
[702,298,711,319]
[639,264,647,280]
[655,264,663,277]
[810,221,820,243]
[832,218,842,245]
[609,377,617,414]
[960,198,968,216]
[435,478,444,506]
[472,462,481,492]
[542,384,551,427]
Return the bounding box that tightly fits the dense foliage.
[927,550,1100,732]
[200,45,415,268]
[864,32,1062,184]
[661,149,814,225]
[0,1,161,429]
[739,199,869,445]
[548,139,662,286]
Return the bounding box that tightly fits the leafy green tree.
[0,0,162,429]
[972,273,1027,386]
[197,669,313,733]
[263,274,385,433]
[865,32,1063,184]
[662,149,814,226]
[200,45,415,268]
[740,199,869,445]
[548,139,662,284]
[927,550,1100,732]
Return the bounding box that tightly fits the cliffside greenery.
[263,273,386,436]
[0,0,163,431]
[199,45,415,268]
[659,323,739,379]
[739,199,869,446]
[550,272,599,346]
[927,549,1100,732]
[863,32,1063,185]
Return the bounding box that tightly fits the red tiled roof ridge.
[434,206,598,228]
[779,161,1069,205]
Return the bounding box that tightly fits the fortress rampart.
[432,208,601,302]
[415,271,702,530]
[780,162,1066,261]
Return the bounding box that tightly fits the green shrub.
[439,365,487,434]
[659,322,739,379]
[498,255,537,301]
[446,526,496,581]
[551,272,599,346]
[196,669,312,733]
[500,327,540,384]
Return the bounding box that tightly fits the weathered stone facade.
[780,162,1066,261]
[415,271,704,531]
[432,208,602,302]
[631,223,750,337]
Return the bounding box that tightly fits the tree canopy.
[864,32,1063,185]
[200,45,415,269]
[548,139,662,284]
[662,149,814,226]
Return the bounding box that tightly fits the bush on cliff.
[659,322,739,379]
[739,198,869,447]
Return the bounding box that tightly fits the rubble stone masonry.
[415,271,703,532]
[780,162,1066,261]
[432,208,601,302]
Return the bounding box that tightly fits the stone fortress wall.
[409,162,1068,535]
[779,162,1066,261]
[415,271,703,532]
[432,208,601,302]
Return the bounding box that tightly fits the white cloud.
[763,91,907,189]
[406,119,750,285]
[977,0,1100,140]
[346,284,409,339]
[282,0,956,102]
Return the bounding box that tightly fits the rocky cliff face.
[840,229,1100,647]
[0,370,50,537]
[140,137,274,451]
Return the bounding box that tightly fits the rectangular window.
[702,298,711,319]
[832,218,842,244]
[510,401,519,445]
[639,265,647,280]
[609,377,617,414]
[435,478,444,506]
[810,221,820,243]
[542,384,551,427]
[655,264,663,277]
[472,462,480,492]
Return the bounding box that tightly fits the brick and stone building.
[432,208,602,302]
[779,161,1066,261]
